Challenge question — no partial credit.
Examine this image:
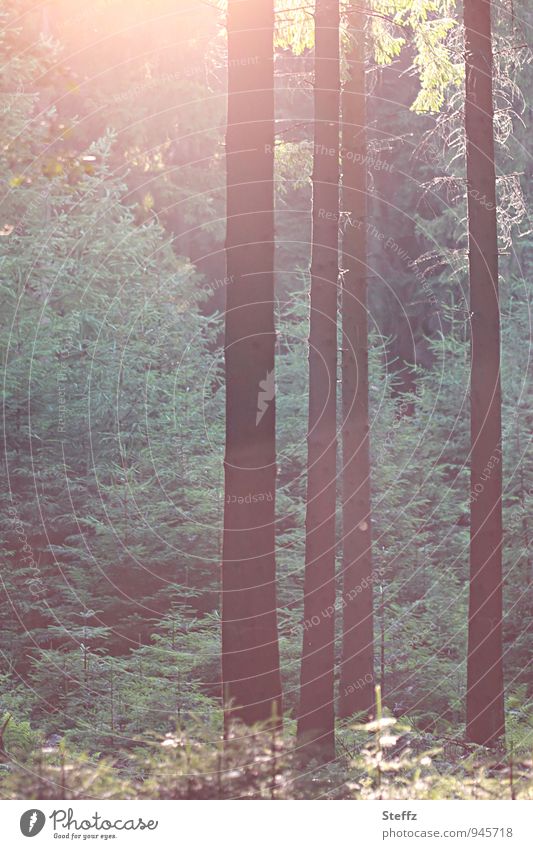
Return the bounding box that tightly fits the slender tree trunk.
[464,0,505,746]
[338,4,374,719]
[297,0,340,760]
[515,420,532,596]
[222,0,282,733]
[379,579,386,697]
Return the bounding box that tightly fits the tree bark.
[297,0,340,760]
[338,4,375,719]
[464,0,505,746]
[222,0,282,733]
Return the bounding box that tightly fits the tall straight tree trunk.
[464,0,505,746]
[338,4,374,719]
[297,0,340,760]
[222,0,282,733]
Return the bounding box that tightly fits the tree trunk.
[222,0,282,733]
[338,4,374,719]
[297,0,340,760]
[464,0,505,746]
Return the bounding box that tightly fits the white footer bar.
[2,799,531,848]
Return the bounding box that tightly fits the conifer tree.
[297,0,340,759]
[464,0,505,746]
[222,0,283,730]
[338,1,374,719]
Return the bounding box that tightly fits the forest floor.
[1,717,532,800]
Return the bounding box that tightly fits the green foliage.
[2,716,532,800]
